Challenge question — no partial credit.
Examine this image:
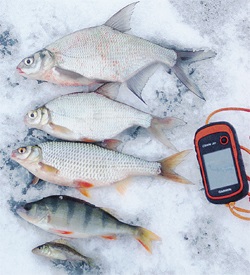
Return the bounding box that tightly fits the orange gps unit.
[194,121,248,204]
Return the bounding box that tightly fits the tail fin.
[160,150,192,184]
[135,227,161,253]
[172,50,216,100]
[148,117,186,151]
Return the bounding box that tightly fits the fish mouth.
[16,66,24,74]
[10,150,17,159]
[16,206,28,219]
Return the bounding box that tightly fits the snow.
[1,0,250,274]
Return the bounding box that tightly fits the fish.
[24,84,184,149]
[17,195,161,253]
[11,141,191,197]
[32,239,93,263]
[16,2,216,101]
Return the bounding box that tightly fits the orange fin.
[101,235,117,240]
[53,229,73,235]
[81,138,96,143]
[74,180,94,188]
[136,227,161,253]
[32,176,40,185]
[78,188,91,198]
[160,150,192,184]
[49,122,72,134]
[101,139,122,151]
[115,178,132,195]
[39,162,59,174]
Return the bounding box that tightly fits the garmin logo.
[218,188,232,194]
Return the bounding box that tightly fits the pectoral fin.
[39,162,59,174]
[31,176,40,185]
[104,2,138,32]
[49,122,73,135]
[54,67,96,85]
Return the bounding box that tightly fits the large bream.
[17,2,215,101]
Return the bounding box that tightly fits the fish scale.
[45,92,152,140]
[39,142,161,186]
[48,25,176,82]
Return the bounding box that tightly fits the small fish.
[11,142,191,197]
[17,2,215,101]
[24,85,184,149]
[32,239,93,263]
[17,195,161,253]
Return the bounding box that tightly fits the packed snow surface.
[0,0,249,274]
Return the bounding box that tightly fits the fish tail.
[172,49,216,100]
[160,150,192,184]
[135,227,161,253]
[148,117,186,151]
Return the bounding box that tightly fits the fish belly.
[39,142,160,187]
[46,92,152,141]
[47,26,176,82]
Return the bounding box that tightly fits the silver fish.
[11,142,191,197]
[24,85,183,149]
[17,2,215,101]
[32,239,93,263]
[17,195,161,253]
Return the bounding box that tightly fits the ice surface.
[1,0,250,274]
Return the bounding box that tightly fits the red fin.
[81,138,96,142]
[101,235,117,240]
[53,229,73,235]
[74,180,94,188]
[78,188,91,198]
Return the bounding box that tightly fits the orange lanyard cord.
[205,107,250,125]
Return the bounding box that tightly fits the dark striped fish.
[17,195,160,253]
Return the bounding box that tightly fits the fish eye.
[28,111,37,119]
[18,147,27,154]
[24,203,32,211]
[24,57,34,66]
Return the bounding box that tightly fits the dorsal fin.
[104,2,139,32]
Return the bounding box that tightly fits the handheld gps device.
[194,121,249,204]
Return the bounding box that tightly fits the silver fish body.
[11,141,161,188]
[18,195,160,253]
[32,240,92,263]
[17,2,215,100]
[25,91,152,142]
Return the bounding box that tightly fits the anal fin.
[115,178,132,195]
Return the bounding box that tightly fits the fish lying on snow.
[24,85,184,149]
[11,142,191,197]
[17,195,161,253]
[32,239,93,263]
[17,2,215,101]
